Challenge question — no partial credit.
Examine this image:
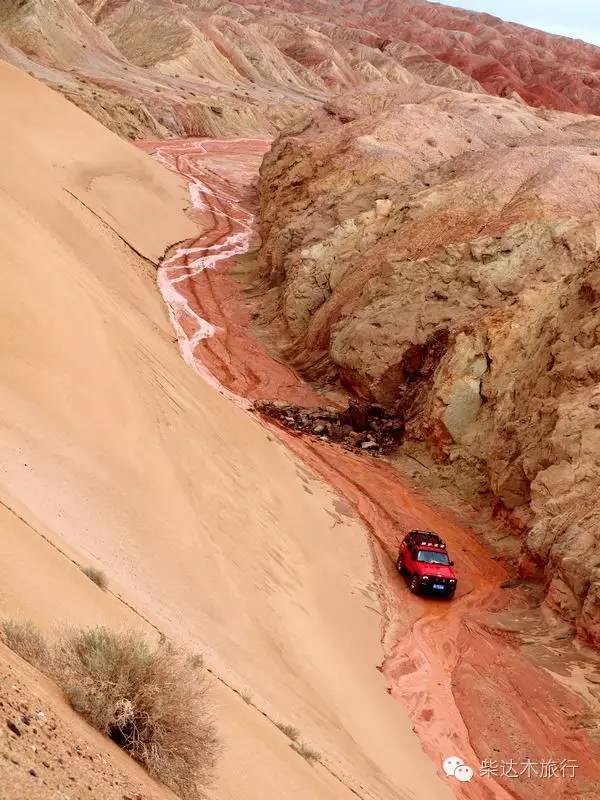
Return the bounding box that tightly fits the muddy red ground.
[138,137,600,800]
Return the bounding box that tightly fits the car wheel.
[409,574,421,594]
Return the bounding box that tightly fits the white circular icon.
[454,764,474,782]
[443,756,464,777]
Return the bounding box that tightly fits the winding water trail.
[138,136,600,800]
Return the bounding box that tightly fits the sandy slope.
[0,62,452,799]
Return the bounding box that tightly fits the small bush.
[1,619,48,668]
[291,741,320,763]
[275,721,299,741]
[81,566,108,590]
[187,652,204,669]
[54,628,218,797]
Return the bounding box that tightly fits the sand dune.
[0,61,451,799]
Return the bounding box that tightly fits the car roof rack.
[407,529,447,549]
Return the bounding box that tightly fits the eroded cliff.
[256,81,600,644]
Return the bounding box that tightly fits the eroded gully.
[137,137,600,800]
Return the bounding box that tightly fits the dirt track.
[139,137,600,800]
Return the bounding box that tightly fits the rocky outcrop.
[256,81,600,645]
[255,400,405,453]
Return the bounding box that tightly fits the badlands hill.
[0,0,485,142]
[0,61,452,800]
[239,0,600,114]
[256,81,600,645]
[2,0,600,145]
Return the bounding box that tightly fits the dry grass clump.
[291,740,320,763]
[81,565,108,590]
[1,622,218,798]
[100,2,192,67]
[275,721,299,741]
[1,619,48,668]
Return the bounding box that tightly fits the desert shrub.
[2,622,217,798]
[187,652,204,669]
[81,566,108,590]
[291,741,320,763]
[53,628,218,796]
[1,619,48,668]
[275,721,299,741]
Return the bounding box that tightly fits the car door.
[398,537,410,571]
[405,546,417,575]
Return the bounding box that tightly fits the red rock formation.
[237,0,600,115]
[0,0,485,142]
[4,0,600,135]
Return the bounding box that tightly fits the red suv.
[397,530,457,598]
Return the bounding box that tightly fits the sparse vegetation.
[2,622,218,798]
[1,619,48,668]
[275,721,299,741]
[81,565,108,590]
[291,741,320,763]
[187,652,204,669]
[55,628,218,796]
